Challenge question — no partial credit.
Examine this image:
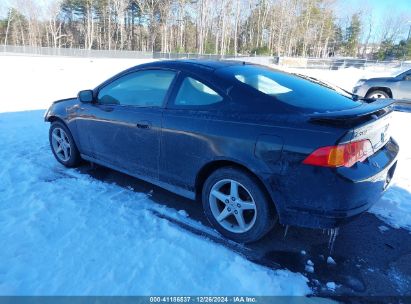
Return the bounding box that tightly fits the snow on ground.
[0,55,310,295]
[0,54,411,295]
[370,111,411,231]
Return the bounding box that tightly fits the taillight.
[303,140,373,168]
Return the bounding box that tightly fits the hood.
[366,77,394,82]
[53,97,77,104]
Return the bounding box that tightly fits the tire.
[366,90,389,99]
[49,121,81,167]
[202,167,276,243]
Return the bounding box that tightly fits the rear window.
[218,65,361,112]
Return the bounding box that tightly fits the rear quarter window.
[219,66,361,112]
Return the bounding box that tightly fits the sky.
[335,0,411,41]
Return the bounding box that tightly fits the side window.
[97,70,176,107]
[172,77,223,107]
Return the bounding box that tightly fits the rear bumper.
[268,138,399,229]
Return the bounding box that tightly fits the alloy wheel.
[209,179,257,233]
[51,127,71,162]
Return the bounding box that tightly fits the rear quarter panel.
[160,109,347,218]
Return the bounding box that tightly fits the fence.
[1,44,410,70]
[276,56,411,70]
[1,44,152,59]
[0,45,229,60]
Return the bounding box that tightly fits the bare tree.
[4,8,14,45]
[1,0,407,59]
[46,0,65,48]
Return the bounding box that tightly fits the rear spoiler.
[308,99,395,127]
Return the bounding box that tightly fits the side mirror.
[78,90,94,103]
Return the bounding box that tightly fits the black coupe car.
[45,60,399,243]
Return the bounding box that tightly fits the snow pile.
[0,110,310,295]
[370,112,411,231]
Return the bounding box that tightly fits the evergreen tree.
[344,13,361,57]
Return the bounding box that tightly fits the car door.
[395,70,411,100]
[75,69,177,180]
[160,74,229,193]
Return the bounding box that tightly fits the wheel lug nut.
[225,199,229,204]
[227,208,231,212]
[231,197,235,201]
[234,210,238,214]
[237,203,241,208]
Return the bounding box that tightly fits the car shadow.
[77,162,411,297]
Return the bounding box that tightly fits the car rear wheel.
[202,167,275,243]
[49,121,81,167]
[366,90,389,99]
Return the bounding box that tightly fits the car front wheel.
[202,167,276,243]
[49,121,81,167]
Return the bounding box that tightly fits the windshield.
[218,65,362,112]
[396,68,411,78]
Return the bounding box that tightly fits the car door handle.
[136,121,151,129]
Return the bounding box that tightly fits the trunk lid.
[309,99,395,153]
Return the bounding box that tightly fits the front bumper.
[352,85,369,98]
[269,138,399,229]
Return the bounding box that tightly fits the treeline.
[0,0,410,59]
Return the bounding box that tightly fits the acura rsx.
[45,60,399,243]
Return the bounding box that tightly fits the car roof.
[95,60,254,92]
[134,59,252,74]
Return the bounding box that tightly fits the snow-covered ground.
[372,111,411,231]
[0,55,410,295]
